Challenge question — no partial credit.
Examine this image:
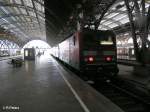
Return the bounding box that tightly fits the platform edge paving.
[53,58,125,112]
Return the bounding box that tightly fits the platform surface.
[0,55,22,61]
[118,64,150,84]
[0,55,123,112]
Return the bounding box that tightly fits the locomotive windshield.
[83,31,115,47]
[100,36,114,45]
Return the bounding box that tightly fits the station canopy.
[0,0,45,46]
[99,1,150,33]
[0,0,150,47]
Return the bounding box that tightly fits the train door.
[24,48,35,60]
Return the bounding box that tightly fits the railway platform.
[0,55,23,61]
[118,58,150,86]
[117,59,140,66]
[0,55,124,112]
[118,64,150,94]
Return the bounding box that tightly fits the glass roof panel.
[38,0,44,4]
[110,1,125,10]
[0,19,6,25]
[38,15,45,21]
[26,17,31,22]
[109,23,118,28]
[99,1,149,31]
[13,7,21,14]
[0,7,10,14]
[20,8,27,15]
[5,0,13,4]
[11,16,17,22]
[4,17,13,23]
[113,14,127,21]
[34,1,41,10]
[0,0,45,41]
[29,10,36,17]
[23,0,33,8]
[41,5,45,13]
[102,21,113,25]
[0,10,5,16]
[106,12,119,18]
[101,20,106,23]
[119,7,126,11]
[14,0,22,4]
[119,17,129,24]
[98,26,108,30]
[2,18,9,23]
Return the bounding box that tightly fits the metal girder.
[0,39,20,49]
[0,13,45,28]
[20,0,33,27]
[113,23,131,34]
[0,13,44,23]
[0,30,28,46]
[0,0,47,46]
[147,4,150,31]
[33,0,44,7]
[0,22,45,34]
[0,20,40,26]
[0,10,58,35]
[0,1,45,37]
[31,0,42,32]
[124,0,139,61]
[95,0,117,29]
[0,38,19,48]
[3,25,43,32]
[0,3,44,18]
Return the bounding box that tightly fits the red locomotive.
[51,29,119,78]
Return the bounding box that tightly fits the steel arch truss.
[0,39,20,56]
[75,0,117,29]
[0,39,19,49]
[98,0,150,32]
[0,0,45,44]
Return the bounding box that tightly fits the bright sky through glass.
[22,40,51,56]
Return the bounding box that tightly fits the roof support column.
[124,0,150,65]
[124,0,139,62]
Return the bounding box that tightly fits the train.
[0,50,10,57]
[51,29,119,79]
[24,48,35,60]
[117,47,136,60]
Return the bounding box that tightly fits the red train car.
[51,29,119,78]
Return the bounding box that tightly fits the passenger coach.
[51,29,119,78]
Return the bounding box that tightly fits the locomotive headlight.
[88,57,94,62]
[105,56,112,61]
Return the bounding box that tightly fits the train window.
[25,50,28,56]
[131,49,134,55]
[100,41,113,45]
[100,36,114,45]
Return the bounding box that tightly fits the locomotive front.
[80,30,119,76]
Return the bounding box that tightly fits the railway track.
[54,58,150,111]
[92,79,150,112]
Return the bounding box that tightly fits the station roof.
[0,0,149,47]
[0,0,45,46]
[99,1,150,34]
